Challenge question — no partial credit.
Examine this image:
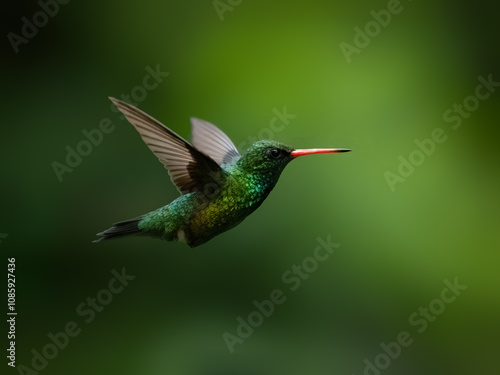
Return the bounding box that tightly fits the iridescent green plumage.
[94,99,349,247]
[134,141,294,246]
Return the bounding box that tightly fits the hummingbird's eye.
[269,148,281,158]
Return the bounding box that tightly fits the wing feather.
[191,118,240,166]
[109,97,227,195]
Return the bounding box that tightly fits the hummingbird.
[94,98,350,247]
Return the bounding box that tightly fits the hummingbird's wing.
[109,97,228,195]
[190,118,240,167]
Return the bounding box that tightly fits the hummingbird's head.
[235,139,350,196]
[238,140,295,177]
[238,140,351,175]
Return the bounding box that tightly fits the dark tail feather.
[93,218,142,243]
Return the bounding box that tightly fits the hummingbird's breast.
[185,171,276,246]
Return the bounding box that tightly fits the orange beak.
[291,148,351,158]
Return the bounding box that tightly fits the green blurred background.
[2,0,499,374]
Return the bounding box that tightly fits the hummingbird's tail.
[93,218,142,243]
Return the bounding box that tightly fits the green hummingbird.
[94,98,350,247]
